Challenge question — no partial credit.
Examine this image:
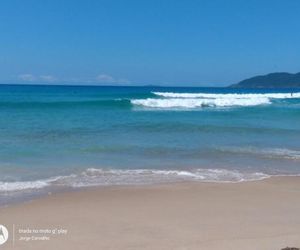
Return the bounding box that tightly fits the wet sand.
[0,177,300,250]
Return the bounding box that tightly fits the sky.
[0,0,300,86]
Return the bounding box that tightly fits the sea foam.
[131,97,270,108]
[152,92,300,99]
[131,92,300,109]
[218,147,300,161]
[0,168,270,192]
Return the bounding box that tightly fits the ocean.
[0,84,300,204]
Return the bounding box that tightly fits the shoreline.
[0,176,300,249]
[1,172,299,207]
[0,167,282,207]
[0,171,275,207]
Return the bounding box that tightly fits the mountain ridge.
[230,72,300,88]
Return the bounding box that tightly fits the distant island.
[230,72,300,88]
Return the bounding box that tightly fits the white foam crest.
[51,168,270,186]
[131,97,270,108]
[0,180,50,192]
[220,147,300,160]
[0,175,65,192]
[192,169,269,182]
[153,92,300,99]
[0,168,270,192]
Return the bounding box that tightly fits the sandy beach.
[0,177,300,250]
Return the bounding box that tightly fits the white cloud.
[17,73,130,85]
[95,74,130,84]
[18,74,57,83]
[96,74,116,83]
[18,74,36,81]
[40,75,57,82]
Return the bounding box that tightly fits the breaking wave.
[0,168,270,192]
[152,92,300,99]
[218,147,300,161]
[131,97,270,108]
[130,92,300,109]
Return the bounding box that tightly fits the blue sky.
[1,0,300,86]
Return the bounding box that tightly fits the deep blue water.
[0,84,300,203]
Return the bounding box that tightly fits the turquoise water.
[0,85,300,203]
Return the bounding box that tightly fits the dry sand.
[0,176,300,250]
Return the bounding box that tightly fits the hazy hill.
[230,72,300,88]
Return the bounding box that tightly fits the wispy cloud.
[17,73,130,85]
[39,75,57,82]
[95,74,129,84]
[18,74,57,83]
[18,74,37,81]
[96,74,115,83]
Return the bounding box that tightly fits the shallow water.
[0,84,300,203]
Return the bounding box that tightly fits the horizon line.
[0,82,229,88]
